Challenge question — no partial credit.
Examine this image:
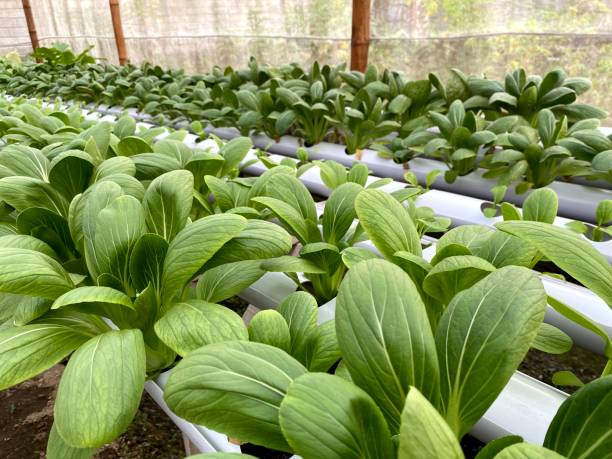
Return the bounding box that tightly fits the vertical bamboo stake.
[21,0,39,52]
[109,0,128,65]
[350,0,371,72]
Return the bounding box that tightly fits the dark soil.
[519,344,607,394]
[0,365,184,458]
[241,443,292,459]
[461,434,485,458]
[222,295,250,316]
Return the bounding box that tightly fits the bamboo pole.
[21,0,39,51]
[109,0,128,65]
[350,0,371,72]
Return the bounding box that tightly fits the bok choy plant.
[0,168,292,454]
[466,68,608,125]
[163,257,551,456]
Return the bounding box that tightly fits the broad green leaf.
[164,341,307,451]
[0,322,89,390]
[74,180,122,264]
[471,232,537,268]
[154,300,247,356]
[532,323,572,354]
[154,139,193,164]
[0,176,69,216]
[113,116,136,139]
[92,195,146,289]
[49,151,95,201]
[308,320,341,372]
[143,170,193,242]
[423,255,496,305]
[336,259,439,433]
[55,329,146,448]
[300,242,341,273]
[261,256,327,274]
[436,267,547,437]
[51,286,134,318]
[12,295,52,326]
[0,234,57,259]
[494,444,564,459]
[544,375,612,458]
[196,259,264,303]
[437,225,493,253]
[80,122,112,157]
[398,387,463,459]
[0,144,49,180]
[341,246,379,268]
[522,189,558,224]
[248,310,291,352]
[251,196,313,244]
[318,160,348,190]
[496,221,612,305]
[132,153,182,180]
[552,371,584,387]
[277,292,318,367]
[17,207,73,263]
[219,137,253,176]
[256,173,317,223]
[161,214,247,305]
[279,373,394,459]
[117,136,152,156]
[474,436,523,459]
[47,423,96,459]
[129,233,168,294]
[355,189,422,258]
[0,248,74,299]
[430,244,472,266]
[98,173,145,200]
[206,219,292,268]
[322,182,362,245]
[547,295,612,359]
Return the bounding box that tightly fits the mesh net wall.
[0,0,610,112]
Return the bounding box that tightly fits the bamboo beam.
[109,0,128,65]
[21,0,39,51]
[350,0,371,72]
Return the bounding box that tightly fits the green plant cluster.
[0,96,610,458]
[1,44,610,195]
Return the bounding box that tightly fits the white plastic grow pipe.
[241,152,612,262]
[230,131,611,224]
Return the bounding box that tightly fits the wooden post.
[109,0,128,65]
[21,0,39,51]
[350,0,371,72]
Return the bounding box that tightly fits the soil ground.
[0,364,184,459]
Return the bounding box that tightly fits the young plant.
[163,258,549,456]
[275,79,336,146]
[466,68,608,125]
[0,167,292,454]
[328,88,400,156]
[480,109,594,192]
[421,100,501,182]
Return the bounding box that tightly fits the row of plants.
[1,44,610,198]
[0,97,610,458]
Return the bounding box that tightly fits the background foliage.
[0,0,610,121]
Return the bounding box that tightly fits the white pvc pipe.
[242,153,612,263]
